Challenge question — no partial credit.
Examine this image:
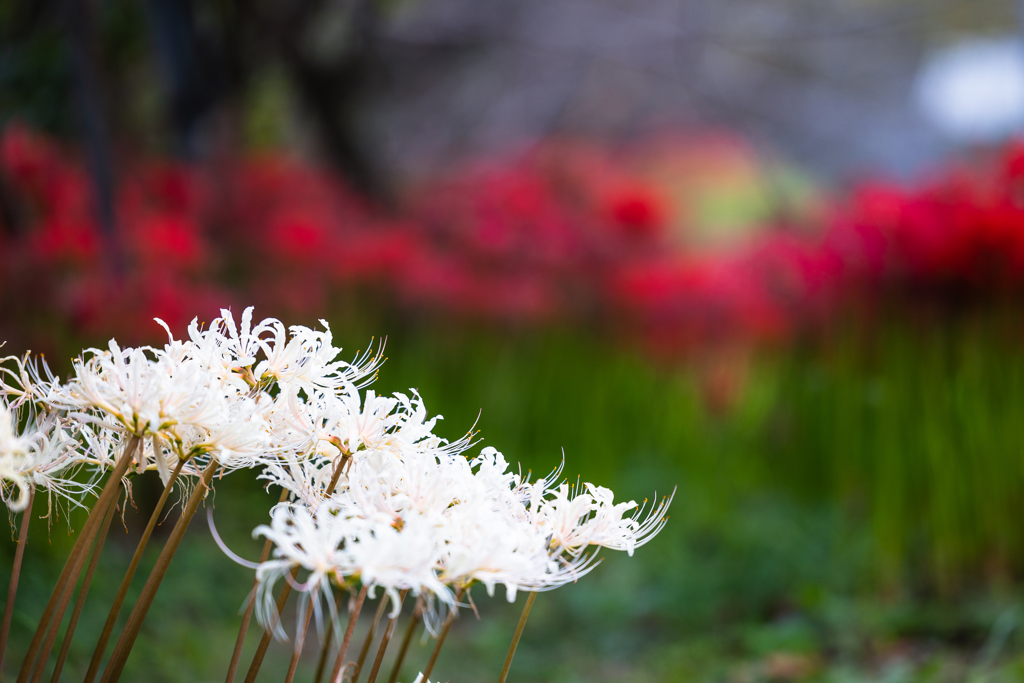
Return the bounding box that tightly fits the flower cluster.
[0,307,671,682]
[9,123,1024,378]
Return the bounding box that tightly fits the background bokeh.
[5,0,1024,681]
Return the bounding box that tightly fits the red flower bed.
[3,122,1024,357]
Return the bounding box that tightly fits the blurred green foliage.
[3,315,1024,680]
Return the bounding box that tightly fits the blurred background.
[7,0,1024,681]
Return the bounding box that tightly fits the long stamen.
[84,457,186,683]
[18,436,139,683]
[223,487,288,683]
[100,457,219,683]
[497,592,537,683]
[0,488,34,672]
[386,595,423,683]
[48,498,119,683]
[364,590,407,683]
[420,587,464,680]
[327,584,368,683]
[349,594,390,683]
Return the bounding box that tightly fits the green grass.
[3,312,1024,680]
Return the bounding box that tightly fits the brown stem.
[283,593,316,683]
[223,486,290,683]
[243,454,349,683]
[47,498,119,683]
[0,488,35,673]
[349,594,389,683]
[325,453,350,498]
[84,457,186,683]
[420,587,464,681]
[312,609,336,683]
[327,584,368,683]
[386,596,422,683]
[497,592,537,683]
[241,566,297,683]
[100,457,218,683]
[18,436,139,683]
[364,589,407,683]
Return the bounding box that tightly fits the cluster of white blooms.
[218,305,674,641]
[0,307,672,649]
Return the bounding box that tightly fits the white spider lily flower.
[258,322,378,393]
[576,484,675,557]
[0,405,93,512]
[0,353,63,410]
[194,307,384,393]
[345,515,453,614]
[532,482,675,557]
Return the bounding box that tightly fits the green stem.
[47,497,119,683]
[420,587,464,681]
[17,436,139,683]
[84,457,185,683]
[327,585,367,683]
[0,488,34,674]
[364,590,407,683]
[386,596,422,683]
[100,457,218,683]
[497,592,537,683]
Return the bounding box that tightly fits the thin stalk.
[0,488,35,672]
[243,455,349,683]
[84,457,186,683]
[224,486,289,683]
[327,585,368,683]
[47,498,119,683]
[497,592,537,683]
[100,457,218,683]
[349,595,390,683]
[18,437,139,683]
[386,596,422,683]
[364,590,407,683]
[312,606,336,683]
[420,587,464,681]
[283,593,316,683]
[241,567,298,683]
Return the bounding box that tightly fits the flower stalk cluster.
[0,307,672,682]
